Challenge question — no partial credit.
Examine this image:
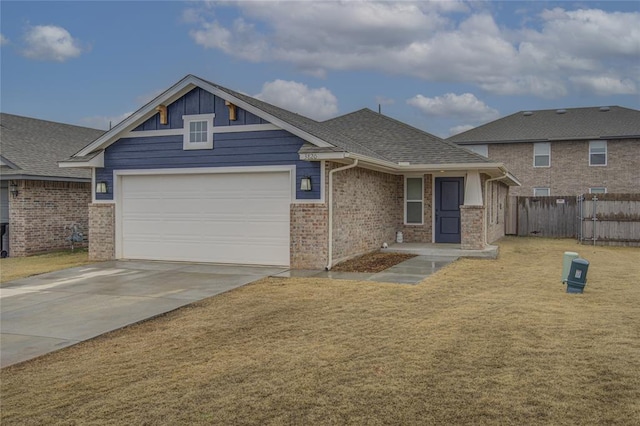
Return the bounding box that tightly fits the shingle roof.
[447,106,640,144]
[322,109,491,165]
[202,78,389,162]
[0,113,104,180]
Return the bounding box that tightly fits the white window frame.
[533,187,550,196]
[533,142,550,168]
[466,144,488,158]
[589,187,607,194]
[183,114,215,150]
[404,176,424,225]
[589,140,607,166]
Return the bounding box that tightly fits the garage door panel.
[120,172,291,266]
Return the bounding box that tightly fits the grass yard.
[0,249,91,284]
[1,237,639,425]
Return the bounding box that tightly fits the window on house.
[589,187,607,194]
[533,142,550,167]
[533,187,550,196]
[466,144,488,157]
[405,177,423,225]
[589,141,607,166]
[183,114,215,150]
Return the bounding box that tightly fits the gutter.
[326,159,358,270]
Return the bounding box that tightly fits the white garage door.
[120,172,291,266]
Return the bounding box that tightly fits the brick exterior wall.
[399,174,434,243]
[488,139,640,196]
[460,205,485,250]
[8,180,90,256]
[88,203,115,261]
[331,165,402,264]
[290,203,328,269]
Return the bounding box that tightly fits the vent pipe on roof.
[556,109,567,114]
[523,111,533,116]
[599,106,611,112]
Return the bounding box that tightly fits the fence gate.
[515,196,578,238]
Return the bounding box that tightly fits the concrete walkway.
[0,261,286,368]
[273,255,459,284]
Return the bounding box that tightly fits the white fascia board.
[75,75,201,157]
[298,152,347,161]
[59,151,105,168]
[194,78,334,148]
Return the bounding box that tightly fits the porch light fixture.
[300,176,312,191]
[9,181,18,197]
[96,181,108,194]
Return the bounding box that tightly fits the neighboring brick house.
[61,75,519,269]
[0,113,104,256]
[447,106,640,197]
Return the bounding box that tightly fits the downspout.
[484,172,508,246]
[326,159,359,270]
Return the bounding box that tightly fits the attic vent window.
[182,114,215,150]
[599,106,611,112]
[523,111,533,116]
[556,109,567,114]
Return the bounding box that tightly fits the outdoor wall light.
[300,176,312,191]
[9,181,18,197]
[95,181,108,194]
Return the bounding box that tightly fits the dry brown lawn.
[1,237,639,425]
[0,249,92,284]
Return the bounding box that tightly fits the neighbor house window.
[466,144,488,158]
[589,187,607,194]
[533,142,550,167]
[589,141,607,166]
[534,187,550,196]
[183,114,215,150]
[405,177,423,225]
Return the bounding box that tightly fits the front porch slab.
[382,242,498,259]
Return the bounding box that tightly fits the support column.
[88,203,115,261]
[460,205,485,250]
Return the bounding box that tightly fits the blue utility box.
[566,258,589,294]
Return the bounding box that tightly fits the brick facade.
[460,205,485,250]
[88,203,115,261]
[331,165,402,264]
[8,180,90,256]
[488,139,640,196]
[290,203,328,269]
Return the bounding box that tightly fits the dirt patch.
[331,251,417,273]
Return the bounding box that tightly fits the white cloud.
[255,80,338,121]
[22,25,84,62]
[407,93,499,122]
[186,3,640,99]
[449,124,475,136]
[0,34,9,45]
[570,75,638,96]
[80,112,133,131]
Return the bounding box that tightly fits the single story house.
[447,106,640,197]
[61,75,519,269]
[0,113,105,256]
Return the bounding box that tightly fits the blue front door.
[435,177,464,243]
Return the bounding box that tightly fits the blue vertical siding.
[134,88,264,131]
[95,129,321,201]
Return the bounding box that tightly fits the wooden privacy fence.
[506,194,640,246]
[577,194,640,247]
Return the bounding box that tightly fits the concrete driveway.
[0,260,286,368]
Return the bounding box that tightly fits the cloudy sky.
[1,1,638,137]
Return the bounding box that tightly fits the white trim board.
[122,123,280,139]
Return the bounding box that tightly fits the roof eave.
[59,151,104,168]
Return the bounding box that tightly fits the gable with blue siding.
[96,88,320,201]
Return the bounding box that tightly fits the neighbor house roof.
[0,113,105,181]
[447,106,640,145]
